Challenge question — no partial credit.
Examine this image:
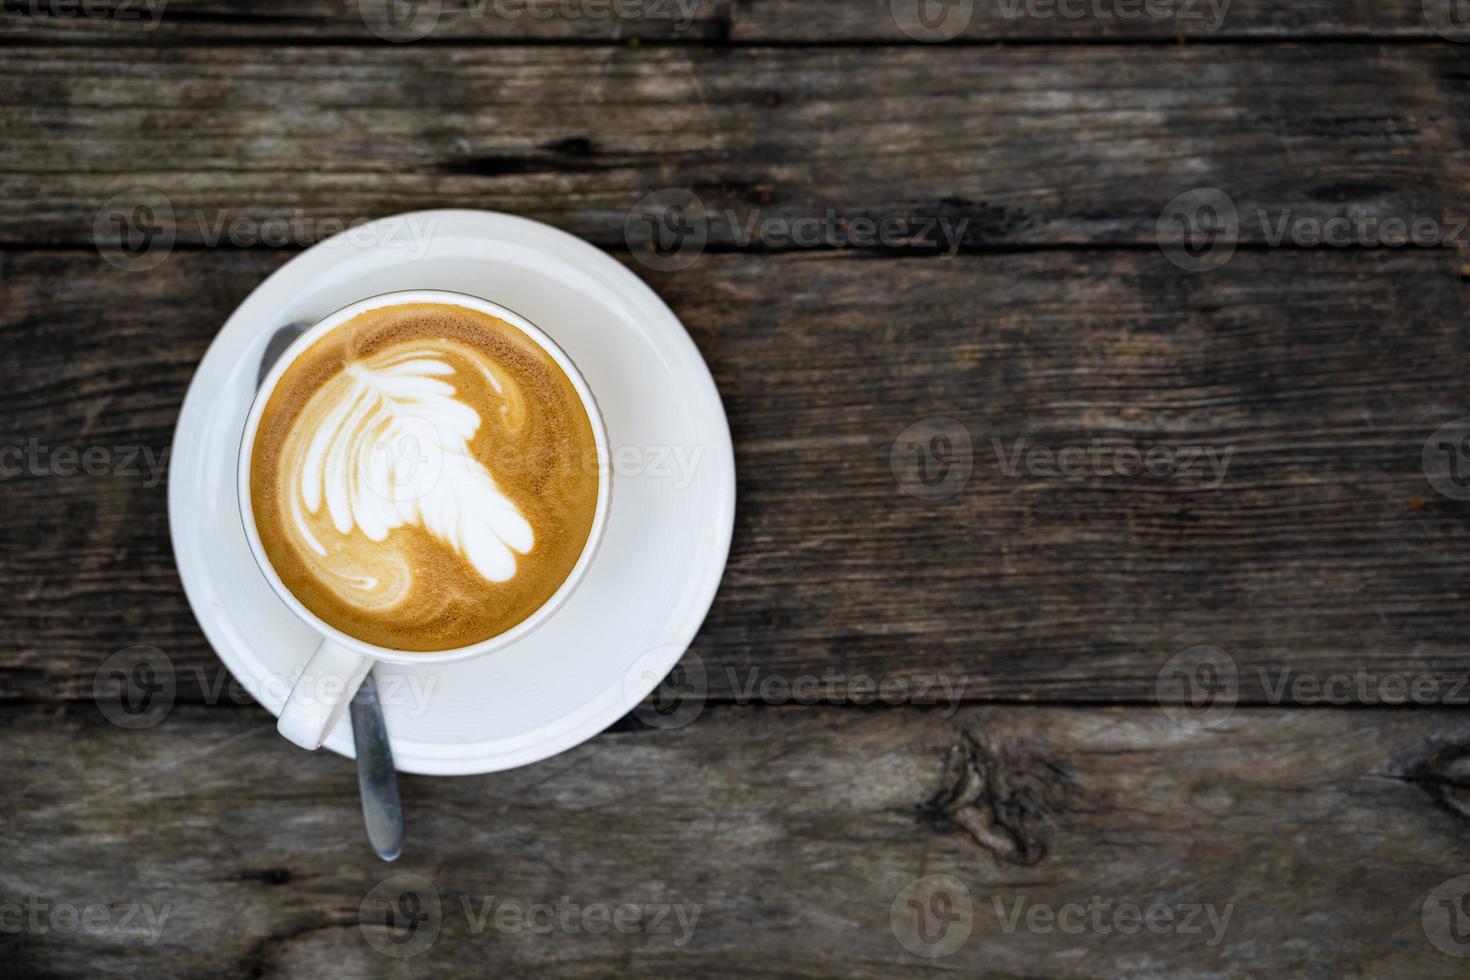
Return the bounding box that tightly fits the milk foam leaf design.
[296,349,534,583]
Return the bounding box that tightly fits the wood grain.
[0,0,1453,42]
[3,703,1468,977]
[5,44,1470,250]
[7,10,1468,980]
[3,245,1468,705]
[744,0,1467,42]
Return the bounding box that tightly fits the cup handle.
[277,639,373,750]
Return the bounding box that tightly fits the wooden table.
[5,2,1470,976]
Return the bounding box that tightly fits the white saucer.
[168,210,735,775]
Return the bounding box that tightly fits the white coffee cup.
[237,289,612,750]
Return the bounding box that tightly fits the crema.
[250,303,600,651]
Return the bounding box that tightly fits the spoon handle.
[351,671,404,862]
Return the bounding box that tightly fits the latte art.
[251,303,600,651]
[287,341,535,603]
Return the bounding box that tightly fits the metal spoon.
[350,672,404,861]
[259,323,404,862]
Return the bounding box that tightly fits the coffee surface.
[250,303,600,651]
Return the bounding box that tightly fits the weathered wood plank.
[0,0,728,42]
[0,0,1452,43]
[2,246,1468,704]
[744,0,1466,42]
[4,45,1469,249]
[3,703,1468,977]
